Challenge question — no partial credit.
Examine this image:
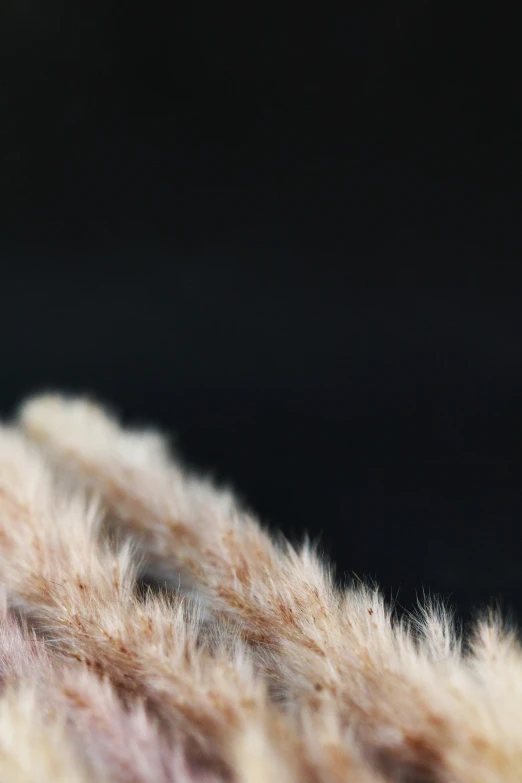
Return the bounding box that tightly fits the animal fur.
[0,393,519,781]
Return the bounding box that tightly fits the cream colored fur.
[0,393,517,782]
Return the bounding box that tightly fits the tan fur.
[0,595,222,783]
[0,685,96,783]
[17,393,522,783]
[0,423,380,783]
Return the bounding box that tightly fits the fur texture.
[0,422,377,783]
[0,685,96,783]
[0,594,219,783]
[0,392,516,782]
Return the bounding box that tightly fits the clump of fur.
[0,594,221,783]
[0,391,517,782]
[0,683,96,783]
[0,423,379,783]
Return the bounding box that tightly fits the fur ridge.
[0,391,513,782]
[0,422,378,783]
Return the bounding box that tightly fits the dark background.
[1,2,522,627]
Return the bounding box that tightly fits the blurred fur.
[0,595,220,783]
[0,392,515,782]
[0,423,377,783]
[0,684,96,783]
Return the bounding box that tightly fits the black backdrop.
[2,2,522,626]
